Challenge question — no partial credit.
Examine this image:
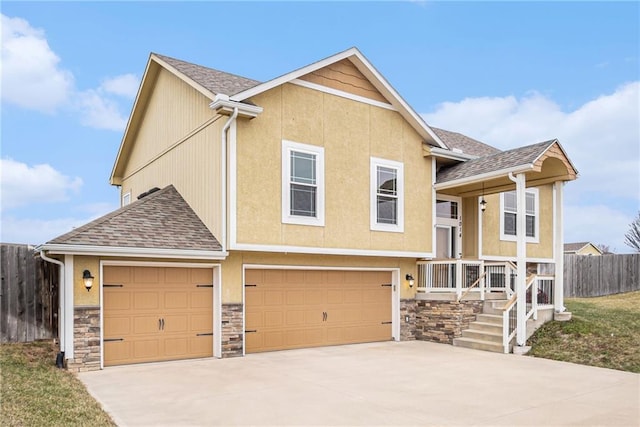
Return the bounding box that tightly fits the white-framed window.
[122,192,131,206]
[370,157,404,232]
[281,140,325,226]
[500,188,539,243]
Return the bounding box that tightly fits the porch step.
[461,329,503,344]
[453,337,505,353]
[475,314,502,325]
[468,321,502,334]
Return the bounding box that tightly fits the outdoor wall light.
[480,197,487,213]
[83,270,94,292]
[406,273,415,288]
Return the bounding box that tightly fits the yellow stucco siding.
[235,83,432,253]
[462,196,478,258]
[482,184,554,259]
[221,251,417,303]
[74,256,100,306]
[120,117,224,240]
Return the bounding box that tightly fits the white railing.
[502,294,517,353]
[417,259,483,300]
[484,261,517,297]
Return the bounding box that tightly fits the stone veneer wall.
[66,307,101,372]
[415,300,483,344]
[221,303,243,357]
[400,299,417,340]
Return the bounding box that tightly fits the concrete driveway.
[79,341,639,426]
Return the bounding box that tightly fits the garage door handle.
[161,318,165,330]
[158,319,161,330]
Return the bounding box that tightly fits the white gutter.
[220,104,239,252]
[39,244,228,260]
[428,146,477,162]
[39,251,65,354]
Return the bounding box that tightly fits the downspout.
[220,107,239,252]
[39,250,65,367]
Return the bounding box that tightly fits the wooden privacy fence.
[0,243,59,343]
[564,253,640,297]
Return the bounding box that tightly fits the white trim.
[370,157,404,233]
[99,261,222,369]
[435,194,462,258]
[241,267,246,357]
[209,96,263,118]
[232,242,432,259]
[64,255,74,359]
[242,264,401,343]
[499,188,540,244]
[434,164,533,190]
[479,255,555,263]
[290,79,396,111]
[478,195,484,258]
[230,119,238,247]
[428,146,477,161]
[553,181,565,312]
[281,140,325,227]
[431,158,437,257]
[40,244,227,260]
[122,192,131,207]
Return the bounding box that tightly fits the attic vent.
[137,187,161,200]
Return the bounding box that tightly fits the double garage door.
[103,266,213,366]
[245,269,393,353]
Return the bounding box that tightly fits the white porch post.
[513,173,527,347]
[554,181,565,312]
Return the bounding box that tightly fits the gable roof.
[153,53,261,97]
[431,128,501,158]
[436,139,557,184]
[44,185,222,254]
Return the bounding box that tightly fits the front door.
[435,196,462,259]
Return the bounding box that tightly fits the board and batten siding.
[119,68,224,240]
[235,82,433,254]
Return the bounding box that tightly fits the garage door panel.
[104,266,213,366]
[133,292,160,309]
[246,269,392,354]
[164,291,189,309]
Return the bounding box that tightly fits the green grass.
[0,340,115,427]
[528,290,640,373]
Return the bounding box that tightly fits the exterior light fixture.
[480,182,487,213]
[83,270,94,292]
[406,273,415,288]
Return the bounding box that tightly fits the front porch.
[410,259,560,353]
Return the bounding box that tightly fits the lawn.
[0,340,115,427]
[528,290,640,373]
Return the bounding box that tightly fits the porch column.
[553,181,565,312]
[513,173,527,347]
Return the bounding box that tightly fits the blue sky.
[1,1,639,252]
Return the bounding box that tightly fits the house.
[564,242,603,256]
[37,48,578,371]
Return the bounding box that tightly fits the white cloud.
[100,74,139,98]
[0,158,82,210]
[0,14,74,113]
[423,82,640,251]
[1,216,89,245]
[1,14,136,132]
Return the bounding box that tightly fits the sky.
[1,1,639,253]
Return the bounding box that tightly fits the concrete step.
[482,303,506,315]
[453,337,505,353]
[476,314,502,325]
[468,321,503,334]
[461,329,503,344]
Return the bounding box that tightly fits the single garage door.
[245,269,392,353]
[103,266,213,366]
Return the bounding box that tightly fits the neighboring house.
[37,48,578,371]
[564,242,603,256]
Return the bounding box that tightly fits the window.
[370,157,404,232]
[122,192,131,206]
[500,188,539,242]
[282,140,324,226]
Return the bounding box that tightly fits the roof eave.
[427,146,477,162]
[435,164,534,190]
[38,243,228,260]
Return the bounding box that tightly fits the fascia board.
[40,244,228,260]
[428,147,477,161]
[434,165,534,190]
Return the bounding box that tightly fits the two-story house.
[38,48,577,371]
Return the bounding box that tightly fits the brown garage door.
[103,266,213,366]
[245,269,392,353]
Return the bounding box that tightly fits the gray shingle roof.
[48,185,221,251]
[437,140,556,183]
[154,53,261,97]
[431,127,501,157]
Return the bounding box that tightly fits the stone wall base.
[221,303,243,358]
[400,299,417,340]
[68,306,101,372]
[415,300,483,344]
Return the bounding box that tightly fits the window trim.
[281,140,325,226]
[499,187,539,243]
[370,157,404,233]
